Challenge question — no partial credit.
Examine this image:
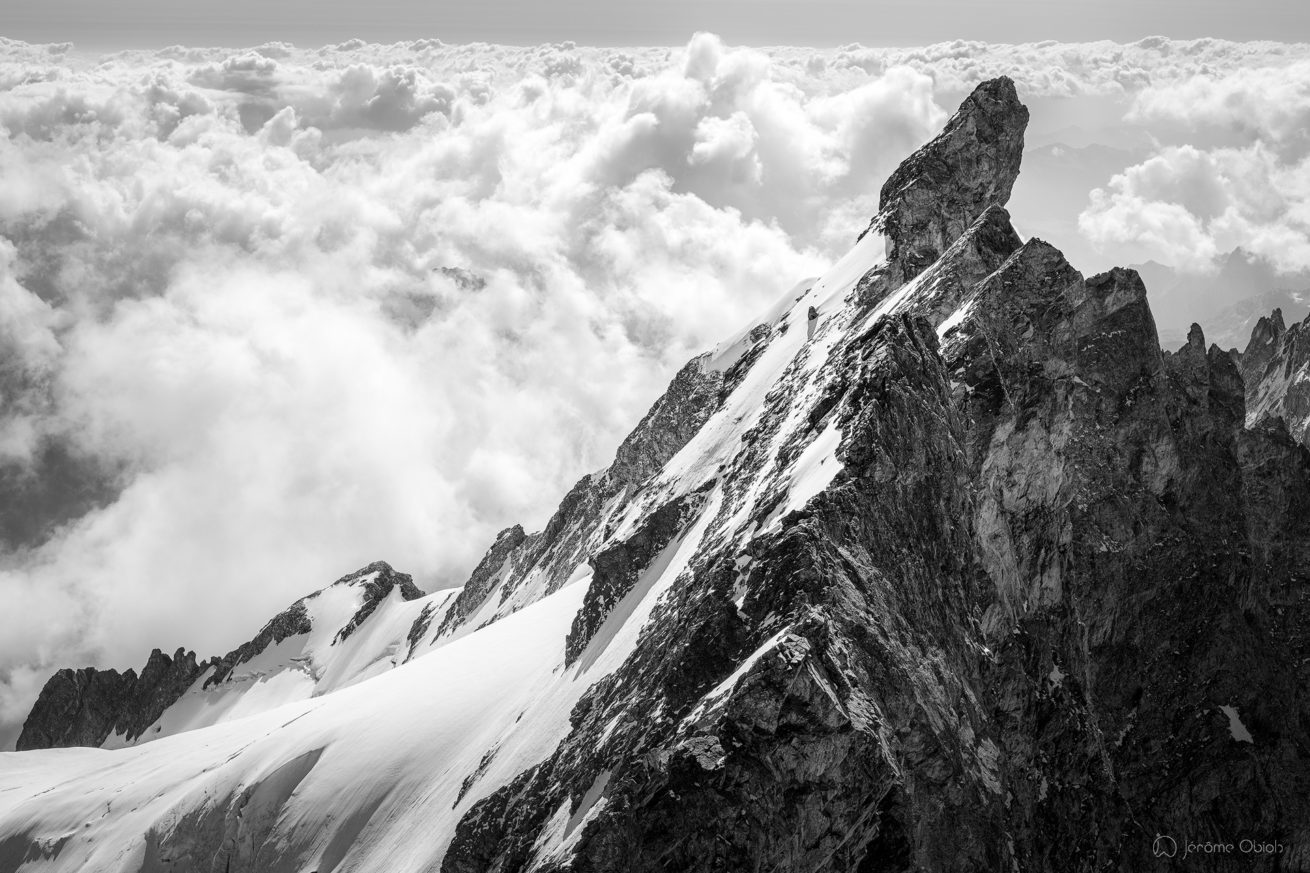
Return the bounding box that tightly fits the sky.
[4,0,1310,48]
[1,26,1310,747]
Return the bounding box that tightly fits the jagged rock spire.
[1249,307,1287,350]
[1240,307,1310,445]
[863,77,1029,282]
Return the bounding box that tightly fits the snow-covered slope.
[106,569,460,749]
[2,579,588,871]
[16,562,453,752]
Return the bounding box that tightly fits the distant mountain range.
[1135,248,1310,351]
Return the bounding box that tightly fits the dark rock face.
[333,560,426,643]
[564,488,709,666]
[207,559,426,686]
[436,354,727,638]
[202,602,313,689]
[443,78,1310,873]
[434,525,527,637]
[610,356,725,488]
[946,250,1307,872]
[18,560,423,750]
[1239,307,1310,446]
[15,668,133,751]
[1244,308,1287,379]
[865,76,1028,282]
[16,648,203,750]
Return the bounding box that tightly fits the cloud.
[1079,145,1310,273]
[0,238,62,460]
[1128,59,1310,154]
[188,52,281,95]
[1075,53,1310,273]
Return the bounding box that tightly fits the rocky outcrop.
[434,525,527,637]
[16,648,204,750]
[436,355,727,639]
[333,560,426,643]
[16,668,133,751]
[1238,307,1310,447]
[18,560,424,750]
[1244,308,1287,379]
[564,488,709,666]
[610,356,724,488]
[202,603,313,689]
[863,76,1028,283]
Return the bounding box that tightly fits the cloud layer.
[1,34,1308,742]
[1079,59,1310,272]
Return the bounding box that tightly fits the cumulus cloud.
[0,33,1308,744]
[1081,144,1310,271]
[1081,57,1310,272]
[0,238,62,461]
[1128,59,1310,154]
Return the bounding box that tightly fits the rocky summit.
[1238,307,1310,449]
[16,560,426,752]
[3,77,1308,873]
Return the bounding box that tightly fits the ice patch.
[565,769,611,837]
[937,298,975,338]
[1219,704,1254,743]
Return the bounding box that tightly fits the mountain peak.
[11,76,1310,873]
[1240,305,1310,445]
[865,76,1028,281]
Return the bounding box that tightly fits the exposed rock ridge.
[564,487,710,666]
[434,525,528,638]
[610,356,726,487]
[16,647,203,751]
[435,354,731,638]
[440,77,1036,872]
[862,76,1028,284]
[17,560,422,750]
[333,560,426,644]
[1239,306,1310,446]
